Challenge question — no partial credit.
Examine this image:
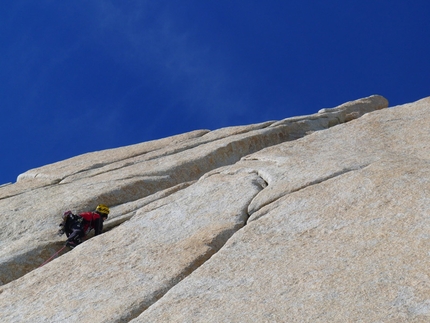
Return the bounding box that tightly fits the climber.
[58,204,110,248]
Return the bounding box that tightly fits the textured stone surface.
[133,96,429,322]
[8,94,430,322]
[0,95,387,286]
[137,158,430,322]
[0,171,265,322]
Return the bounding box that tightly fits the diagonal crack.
[247,163,372,223]
[121,226,242,322]
[289,163,371,194]
[119,174,266,322]
[125,162,360,321]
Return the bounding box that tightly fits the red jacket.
[79,212,103,235]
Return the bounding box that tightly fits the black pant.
[65,219,84,244]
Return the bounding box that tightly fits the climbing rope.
[39,245,67,267]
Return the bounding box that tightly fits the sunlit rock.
[8,95,430,323]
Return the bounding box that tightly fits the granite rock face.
[4,94,430,322]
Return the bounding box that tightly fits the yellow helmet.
[96,204,110,216]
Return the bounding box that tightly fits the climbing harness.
[39,245,67,267]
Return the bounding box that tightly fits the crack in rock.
[123,226,242,322]
[121,174,267,322]
[248,163,372,223]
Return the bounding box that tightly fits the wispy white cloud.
[90,1,251,127]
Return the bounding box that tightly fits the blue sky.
[1,1,429,185]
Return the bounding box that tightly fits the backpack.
[58,211,83,237]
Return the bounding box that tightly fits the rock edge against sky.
[3,95,430,322]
